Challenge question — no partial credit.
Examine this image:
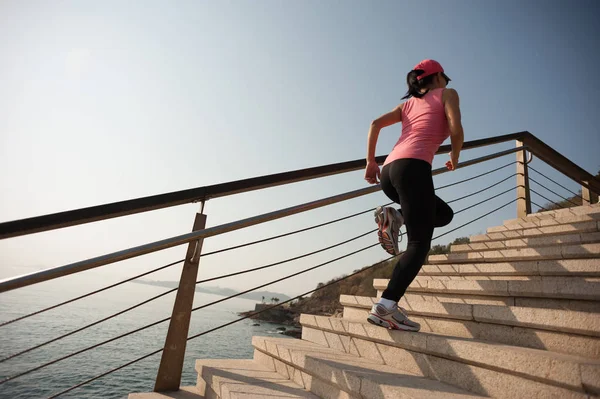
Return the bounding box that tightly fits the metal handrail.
[0,146,525,293]
[0,132,529,240]
[2,131,597,240]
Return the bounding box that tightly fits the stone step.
[341,294,600,337]
[129,386,204,399]
[451,232,600,253]
[339,295,600,358]
[392,291,600,313]
[470,220,599,243]
[488,213,600,233]
[252,336,485,399]
[427,243,600,264]
[420,259,600,277]
[195,359,318,399]
[503,204,600,225]
[373,277,600,310]
[299,315,600,398]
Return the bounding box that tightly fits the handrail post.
[582,182,599,205]
[516,140,532,217]
[154,202,207,392]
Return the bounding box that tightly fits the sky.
[1,0,599,301]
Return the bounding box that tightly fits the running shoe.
[367,303,420,331]
[374,206,403,256]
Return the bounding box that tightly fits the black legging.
[380,158,454,302]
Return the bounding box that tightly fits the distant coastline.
[130,279,290,303]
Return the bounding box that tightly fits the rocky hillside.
[288,257,397,318]
[241,236,472,327]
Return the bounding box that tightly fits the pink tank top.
[383,88,450,166]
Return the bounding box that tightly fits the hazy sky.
[1,0,599,300]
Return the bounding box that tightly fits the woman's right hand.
[446,152,459,171]
[365,160,381,184]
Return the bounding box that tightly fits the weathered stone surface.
[254,336,485,398]
[470,221,599,242]
[294,327,591,398]
[195,359,318,399]
[298,323,600,397]
[429,243,600,264]
[341,294,599,337]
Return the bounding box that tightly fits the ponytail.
[402,69,436,100]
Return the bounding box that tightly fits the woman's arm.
[366,104,403,162]
[364,104,403,184]
[443,89,464,170]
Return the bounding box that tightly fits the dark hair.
[402,69,436,100]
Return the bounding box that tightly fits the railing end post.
[154,204,207,392]
[582,182,599,205]
[516,140,532,218]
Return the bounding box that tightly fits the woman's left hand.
[364,160,381,184]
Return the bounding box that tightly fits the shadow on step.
[309,316,598,396]
[408,277,600,313]
[200,365,315,398]
[302,354,484,398]
[331,325,490,397]
[400,292,600,357]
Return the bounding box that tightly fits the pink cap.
[414,59,449,81]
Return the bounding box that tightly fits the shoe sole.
[367,313,419,332]
[375,207,398,256]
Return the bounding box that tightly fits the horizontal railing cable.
[1,168,512,361]
[45,197,516,399]
[201,203,392,257]
[46,253,395,399]
[437,161,515,190]
[1,239,381,385]
[529,188,567,210]
[195,229,385,285]
[0,259,185,328]
[447,173,516,204]
[529,177,580,207]
[1,184,509,384]
[528,165,585,200]
[453,187,515,215]
[1,145,527,294]
[434,198,519,241]
[0,286,174,364]
[1,204,394,328]
[1,161,503,328]
[0,227,382,363]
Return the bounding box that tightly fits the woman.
[364,59,464,331]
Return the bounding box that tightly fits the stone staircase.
[131,203,600,399]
